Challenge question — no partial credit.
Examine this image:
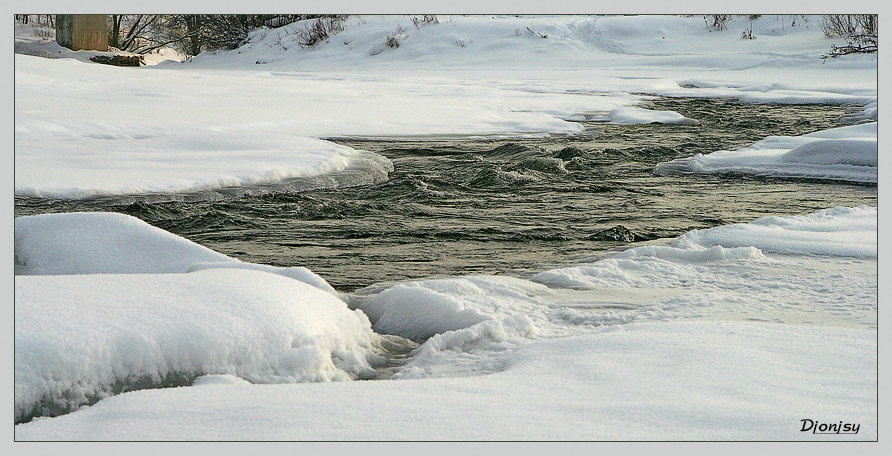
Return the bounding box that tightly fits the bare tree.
[820,14,877,58]
[107,15,196,54]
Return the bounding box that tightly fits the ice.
[655,123,878,183]
[356,275,551,342]
[672,206,877,258]
[602,107,700,125]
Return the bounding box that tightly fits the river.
[14,98,877,292]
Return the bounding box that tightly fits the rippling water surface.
[15,98,877,291]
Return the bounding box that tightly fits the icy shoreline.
[13,206,878,438]
[655,120,877,183]
[14,15,877,198]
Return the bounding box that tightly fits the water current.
[14,98,877,292]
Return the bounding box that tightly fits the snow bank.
[15,211,340,292]
[14,212,235,275]
[14,211,372,423]
[12,206,876,437]
[14,15,876,199]
[839,101,878,124]
[14,268,382,423]
[13,124,392,199]
[14,320,876,440]
[655,122,877,183]
[354,206,876,378]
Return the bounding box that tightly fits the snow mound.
[839,102,878,124]
[602,107,700,125]
[15,211,340,293]
[14,268,382,424]
[15,212,236,275]
[654,122,877,183]
[357,275,551,342]
[192,375,253,386]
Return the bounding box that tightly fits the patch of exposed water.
[14,98,876,293]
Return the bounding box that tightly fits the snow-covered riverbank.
[14,206,877,439]
[15,15,877,197]
[13,14,878,441]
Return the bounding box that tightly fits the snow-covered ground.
[14,14,877,198]
[13,207,877,440]
[13,14,879,441]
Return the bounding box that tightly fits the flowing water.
[14,98,877,292]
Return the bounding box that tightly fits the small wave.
[507,157,568,175]
[469,166,542,186]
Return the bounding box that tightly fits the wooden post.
[56,15,108,51]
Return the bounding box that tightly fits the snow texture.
[15,321,876,440]
[602,107,700,125]
[14,212,236,275]
[15,268,382,423]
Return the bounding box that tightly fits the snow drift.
[14,320,877,440]
[15,268,382,424]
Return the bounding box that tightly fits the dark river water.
[14,98,877,292]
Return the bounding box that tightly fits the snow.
[598,107,700,125]
[356,275,551,342]
[12,206,877,439]
[186,262,338,295]
[14,268,383,424]
[655,122,878,183]
[14,14,876,198]
[533,206,876,290]
[14,212,236,275]
[673,205,878,258]
[14,211,340,294]
[12,13,879,441]
[14,320,876,440]
[13,121,393,198]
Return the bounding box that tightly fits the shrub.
[820,14,877,58]
[705,15,731,31]
[412,15,439,28]
[385,25,407,48]
[515,26,548,38]
[295,15,347,47]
